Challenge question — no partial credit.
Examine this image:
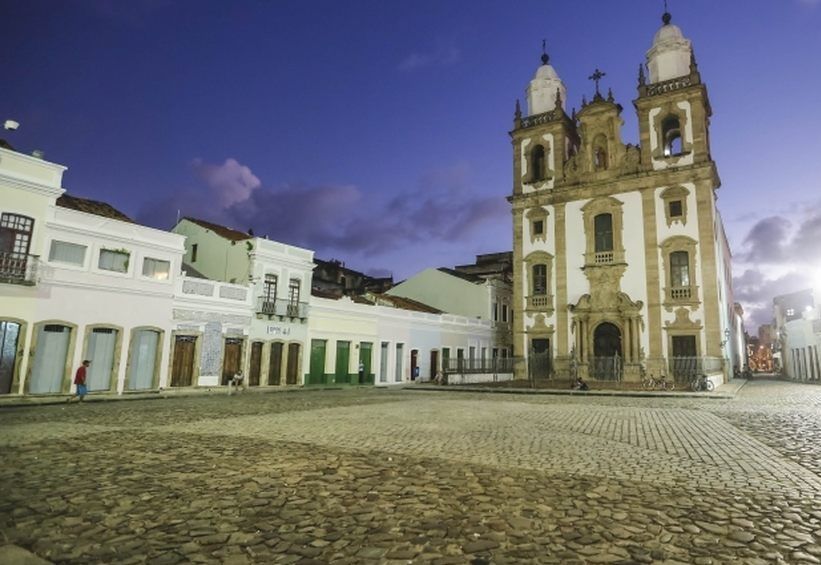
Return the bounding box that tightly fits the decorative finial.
[514,99,521,120]
[638,63,646,86]
[582,95,588,107]
[689,49,698,73]
[554,88,562,111]
[571,107,577,120]
[607,88,614,103]
[662,0,672,25]
[541,39,549,65]
[588,68,606,98]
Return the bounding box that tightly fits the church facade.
[510,13,737,383]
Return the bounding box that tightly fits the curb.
[404,385,738,400]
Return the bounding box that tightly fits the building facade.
[510,12,735,383]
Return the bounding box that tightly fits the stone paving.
[0,381,820,564]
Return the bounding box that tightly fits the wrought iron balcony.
[257,297,277,316]
[0,252,38,286]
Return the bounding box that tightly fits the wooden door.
[222,338,243,385]
[335,341,350,384]
[171,336,196,387]
[429,350,439,380]
[308,340,325,385]
[249,342,262,386]
[410,349,419,380]
[268,342,283,385]
[0,321,21,394]
[286,343,300,384]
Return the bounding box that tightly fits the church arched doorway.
[591,322,622,380]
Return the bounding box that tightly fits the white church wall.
[619,192,651,356]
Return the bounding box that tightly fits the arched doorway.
[592,322,622,380]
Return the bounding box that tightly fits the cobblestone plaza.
[1,381,820,564]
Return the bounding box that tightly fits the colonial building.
[510,12,736,383]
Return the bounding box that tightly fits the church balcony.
[593,251,614,264]
[526,294,554,313]
[666,285,699,304]
[0,252,39,286]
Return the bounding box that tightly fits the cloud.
[734,268,814,329]
[136,158,508,261]
[398,46,461,72]
[738,210,821,264]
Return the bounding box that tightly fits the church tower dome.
[526,45,567,116]
[645,11,692,83]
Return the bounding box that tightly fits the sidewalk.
[0,385,346,409]
[406,378,748,400]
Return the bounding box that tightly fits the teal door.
[335,341,350,384]
[309,340,326,385]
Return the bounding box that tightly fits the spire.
[662,0,672,25]
[540,39,549,65]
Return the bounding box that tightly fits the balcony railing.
[256,297,309,319]
[527,294,553,310]
[443,357,515,374]
[668,356,724,382]
[594,251,614,264]
[0,252,38,286]
[257,297,277,316]
[666,285,698,302]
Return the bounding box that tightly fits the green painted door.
[335,341,350,384]
[309,340,326,385]
[359,342,373,385]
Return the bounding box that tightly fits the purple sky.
[5,0,821,329]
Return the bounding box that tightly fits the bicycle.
[689,373,715,392]
[641,374,675,391]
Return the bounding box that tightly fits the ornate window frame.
[524,250,554,315]
[525,206,549,244]
[660,235,699,306]
[651,103,693,163]
[660,185,689,227]
[592,134,609,171]
[582,197,625,266]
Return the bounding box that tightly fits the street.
[1,381,820,564]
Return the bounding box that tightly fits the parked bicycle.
[690,374,715,392]
[641,374,675,391]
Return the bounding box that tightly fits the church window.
[531,145,546,181]
[669,200,683,218]
[594,214,613,253]
[532,264,547,296]
[662,115,683,157]
[593,135,608,170]
[533,220,544,236]
[670,251,690,287]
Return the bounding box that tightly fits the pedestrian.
[358,361,365,384]
[68,360,90,403]
[228,370,245,395]
[572,376,589,391]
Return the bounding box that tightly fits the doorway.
[592,322,622,380]
[248,341,263,386]
[359,342,372,384]
[529,338,551,380]
[410,349,419,381]
[86,327,118,391]
[30,324,71,394]
[286,343,300,384]
[222,338,243,385]
[171,335,196,387]
[0,321,21,394]
[335,341,350,384]
[268,342,283,385]
[127,329,159,390]
[429,350,439,380]
[309,340,326,385]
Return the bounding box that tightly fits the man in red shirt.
[68,360,90,403]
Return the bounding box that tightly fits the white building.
[773,289,820,381]
[0,145,186,395]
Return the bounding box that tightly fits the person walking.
[69,360,90,403]
[228,370,245,395]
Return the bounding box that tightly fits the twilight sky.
[4,0,821,329]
